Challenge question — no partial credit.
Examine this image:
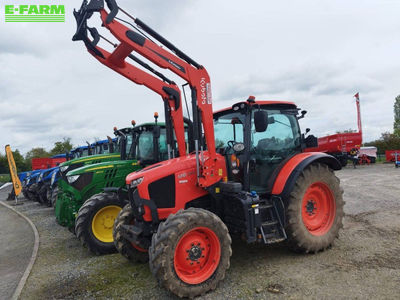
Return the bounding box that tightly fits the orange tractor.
[73,1,344,297]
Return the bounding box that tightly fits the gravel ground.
[1,163,399,299]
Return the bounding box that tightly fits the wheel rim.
[302,182,336,236]
[91,205,121,243]
[174,226,221,285]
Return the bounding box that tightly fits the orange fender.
[271,152,341,198]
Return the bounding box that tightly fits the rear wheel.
[339,156,348,167]
[75,192,126,255]
[286,163,344,253]
[149,208,232,298]
[113,204,149,263]
[51,186,59,209]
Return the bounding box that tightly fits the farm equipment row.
[10,0,348,298]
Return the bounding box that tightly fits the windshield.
[136,131,154,161]
[82,149,89,157]
[103,143,109,154]
[126,134,135,160]
[134,127,167,162]
[96,145,102,154]
[214,112,245,150]
[114,136,122,153]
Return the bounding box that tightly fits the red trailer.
[31,157,66,170]
[306,94,362,166]
[385,150,400,162]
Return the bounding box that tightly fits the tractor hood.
[60,153,121,167]
[126,154,199,185]
[67,159,139,176]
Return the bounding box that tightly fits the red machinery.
[73,1,344,297]
[32,157,66,170]
[306,94,362,166]
[386,150,400,162]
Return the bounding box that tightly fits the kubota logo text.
[200,78,212,105]
[4,4,65,22]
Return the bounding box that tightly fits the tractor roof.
[214,100,297,115]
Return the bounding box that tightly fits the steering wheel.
[227,140,237,148]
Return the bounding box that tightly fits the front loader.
[74,1,344,297]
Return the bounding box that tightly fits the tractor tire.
[75,192,126,255]
[29,184,40,202]
[46,188,53,207]
[339,157,348,167]
[113,204,149,263]
[285,163,344,253]
[38,185,48,206]
[22,189,29,200]
[51,187,58,209]
[149,208,232,298]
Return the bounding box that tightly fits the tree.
[50,137,73,156]
[25,147,49,160]
[364,132,400,153]
[25,147,50,169]
[0,149,29,173]
[336,129,356,134]
[394,95,400,136]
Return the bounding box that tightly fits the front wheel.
[149,208,232,298]
[286,163,344,253]
[113,204,149,263]
[75,192,126,255]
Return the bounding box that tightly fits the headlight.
[60,166,69,172]
[39,173,43,181]
[67,175,80,184]
[130,177,144,188]
[27,178,30,184]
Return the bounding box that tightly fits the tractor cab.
[91,139,110,155]
[214,100,303,194]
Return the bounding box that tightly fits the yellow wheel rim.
[91,205,121,243]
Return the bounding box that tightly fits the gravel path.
[1,163,399,299]
[0,199,35,300]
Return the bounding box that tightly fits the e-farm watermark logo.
[4,4,65,22]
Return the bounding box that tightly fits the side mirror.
[298,110,307,120]
[254,110,269,132]
[153,126,161,139]
[305,128,310,134]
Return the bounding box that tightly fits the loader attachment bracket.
[72,0,119,57]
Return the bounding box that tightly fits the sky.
[0,0,399,154]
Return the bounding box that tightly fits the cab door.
[249,109,301,193]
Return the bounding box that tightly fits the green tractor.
[53,125,132,209]
[61,115,192,254]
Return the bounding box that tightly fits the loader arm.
[73,0,222,187]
